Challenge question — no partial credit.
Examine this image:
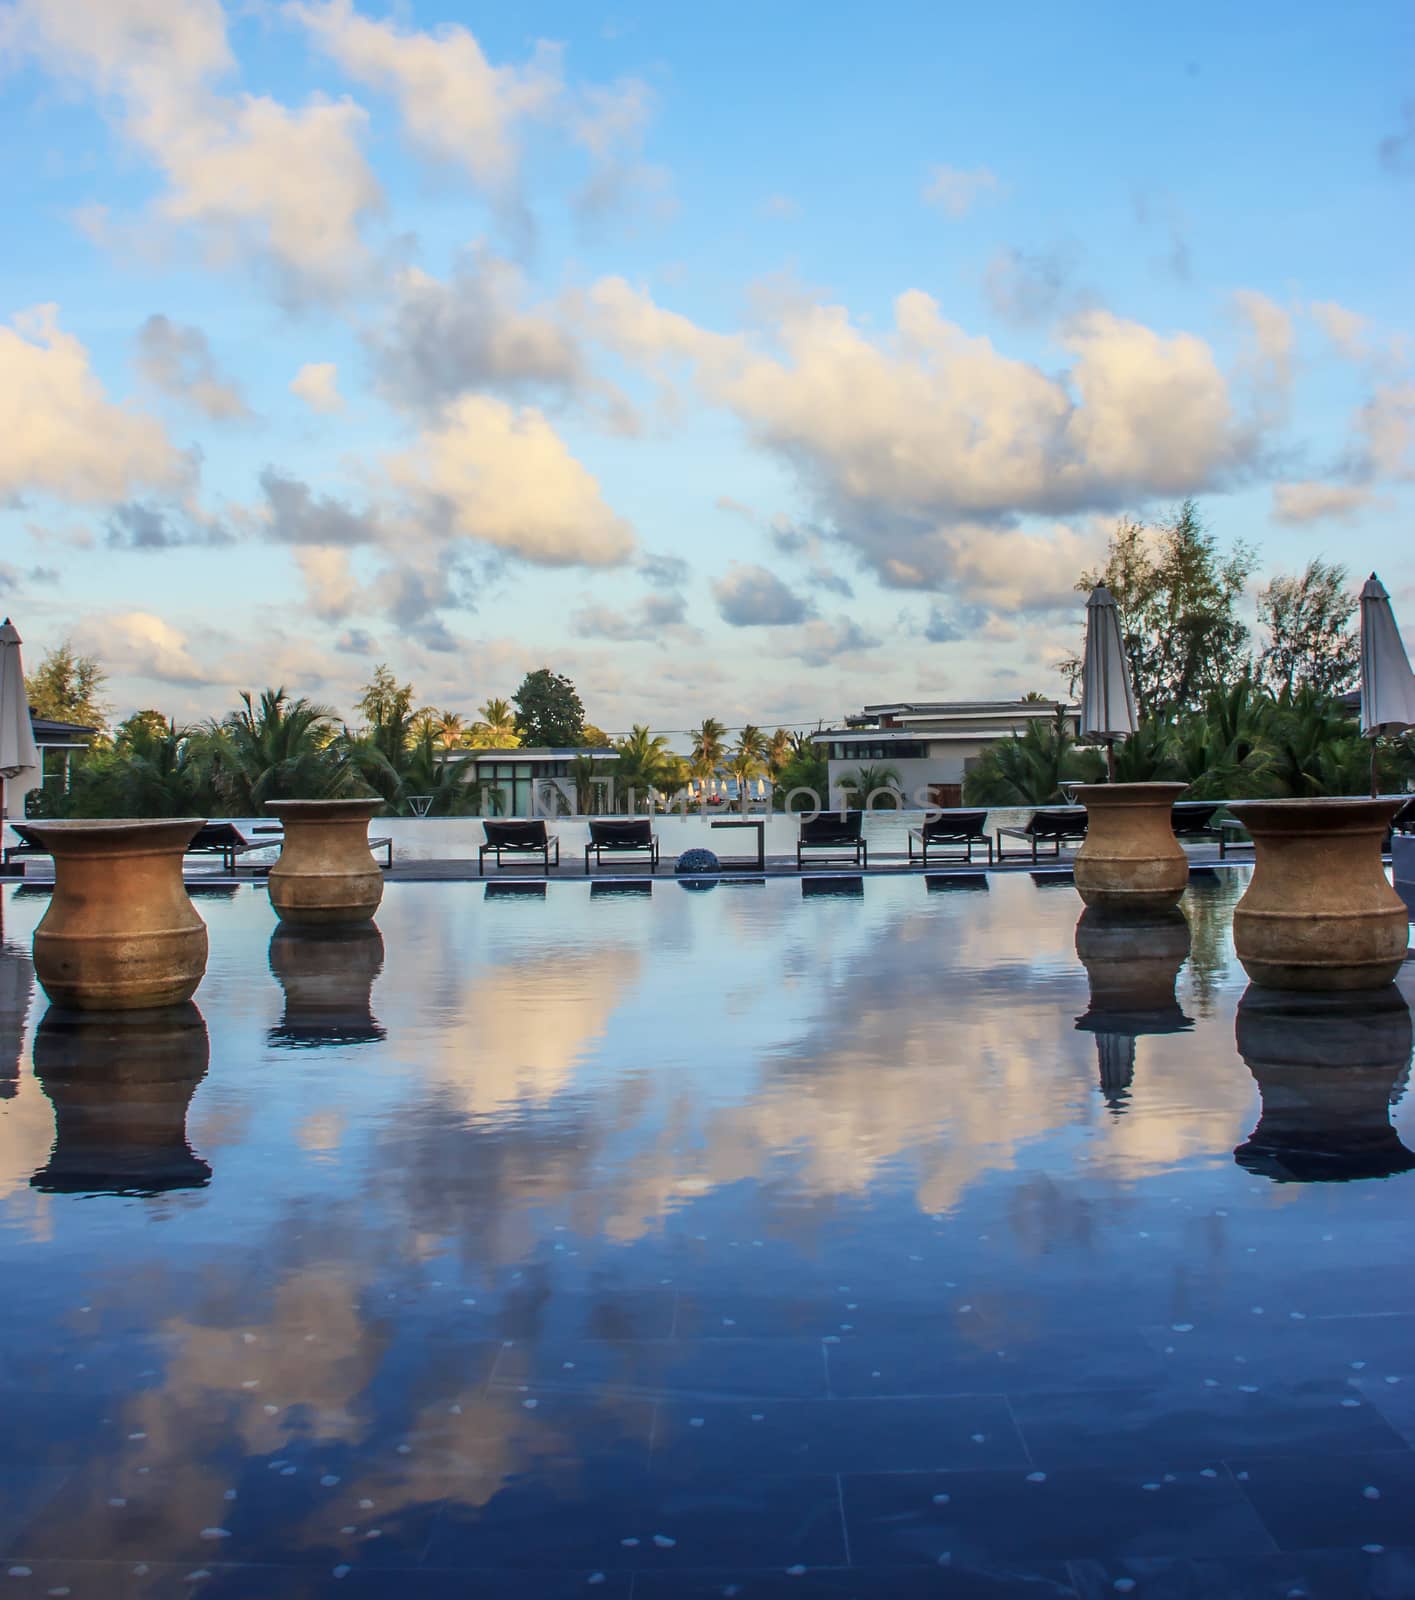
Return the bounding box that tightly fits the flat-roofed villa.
[812,699,1080,808]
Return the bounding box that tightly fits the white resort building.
[812,700,1080,808]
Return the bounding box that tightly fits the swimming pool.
[1,872,1412,1597]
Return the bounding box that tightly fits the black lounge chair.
[995,806,1088,862]
[908,809,992,865]
[479,819,559,875]
[797,810,867,869]
[1,819,347,875]
[1169,801,1222,842]
[585,818,659,873]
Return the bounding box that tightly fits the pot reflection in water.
[1074,907,1192,1111]
[1233,984,1415,1182]
[267,922,386,1048]
[30,1002,211,1195]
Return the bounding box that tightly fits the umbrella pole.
[1106,741,1116,783]
[1370,738,1379,801]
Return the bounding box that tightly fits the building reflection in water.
[268,922,386,1048]
[1074,908,1193,1112]
[1233,984,1415,1182]
[30,1002,212,1194]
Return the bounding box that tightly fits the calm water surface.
[1,872,1414,1598]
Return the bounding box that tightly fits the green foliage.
[613,724,672,811]
[469,697,520,748]
[838,764,904,805]
[773,734,828,810]
[24,640,110,732]
[208,688,344,812]
[689,718,727,781]
[1073,501,1257,719]
[1257,559,1359,697]
[569,751,613,814]
[513,668,585,748]
[60,718,214,818]
[726,724,768,813]
[395,727,484,816]
[964,707,1097,805]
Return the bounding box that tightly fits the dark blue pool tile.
[1137,1312,1415,1386]
[1353,1373,1415,1446]
[1068,1547,1415,1598]
[0,1388,126,1466]
[1010,1381,1410,1469]
[491,1336,831,1399]
[825,1331,1168,1399]
[653,1395,1028,1478]
[380,1388,656,1473]
[841,1466,1274,1566]
[672,1288,966,1341]
[0,1462,449,1568]
[635,1562,1081,1597]
[1227,1449,1415,1553]
[423,1469,846,1571]
[0,1466,72,1547]
[0,1562,636,1598]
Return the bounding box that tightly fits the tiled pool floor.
[1,872,1413,1598]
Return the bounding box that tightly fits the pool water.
[1,872,1413,1598]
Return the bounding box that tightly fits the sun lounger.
[585,818,659,873]
[797,810,867,869]
[995,807,1088,862]
[1170,801,1223,841]
[478,819,559,875]
[908,809,992,865]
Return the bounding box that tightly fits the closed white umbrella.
[1359,573,1415,797]
[1080,585,1137,781]
[0,621,40,820]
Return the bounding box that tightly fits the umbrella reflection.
[30,1002,211,1194]
[1234,984,1415,1182]
[1,916,34,1101]
[268,923,386,1048]
[1074,908,1193,1112]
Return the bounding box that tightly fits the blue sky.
[1,0,1411,735]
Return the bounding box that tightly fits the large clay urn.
[1226,798,1409,990]
[24,819,208,1010]
[268,922,385,1047]
[264,799,384,925]
[1074,907,1193,1109]
[1233,984,1415,1183]
[1073,782,1189,913]
[31,1002,211,1193]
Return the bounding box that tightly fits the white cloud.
[385,395,637,569]
[294,547,365,620]
[1270,482,1376,524]
[1232,289,1296,393]
[84,610,207,684]
[0,304,187,504]
[1308,300,1370,362]
[136,313,248,420]
[921,164,999,218]
[8,0,382,298]
[289,0,560,189]
[290,362,344,414]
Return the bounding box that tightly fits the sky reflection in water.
[1,871,1414,1596]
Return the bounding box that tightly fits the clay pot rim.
[1072,782,1190,807]
[20,818,206,851]
[1227,796,1405,833]
[263,798,383,821]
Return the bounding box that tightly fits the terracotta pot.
[1073,782,1189,913]
[1233,984,1415,1183]
[24,819,209,1010]
[268,922,385,1047]
[1226,798,1409,990]
[265,799,385,925]
[1074,907,1192,1110]
[31,1002,211,1193]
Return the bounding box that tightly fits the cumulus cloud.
[787,616,880,666]
[713,564,812,626]
[135,313,248,419]
[1232,290,1296,394]
[369,255,588,414]
[0,304,187,505]
[257,467,383,546]
[639,551,690,587]
[105,500,231,549]
[294,546,365,620]
[289,0,560,190]
[570,591,688,640]
[1270,482,1376,524]
[290,362,344,413]
[84,610,208,685]
[8,0,382,299]
[1309,301,1370,363]
[1344,383,1415,481]
[922,164,999,218]
[385,395,637,568]
[983,245,1083,326]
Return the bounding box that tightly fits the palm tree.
[469,697,519,749]
[396,727,483,815]
[838,763,904,807]
[209,688,342,812]
[614,724,671,812]
[689,717,727,788]
[569,751,611,815]
[727,725,768,814]
[963,706,1092,806]
[1259,686,1367,797]
[435,710,467,750]
[1170,677,1270,799]
[656,751,692,806]
[766,727,793,781]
